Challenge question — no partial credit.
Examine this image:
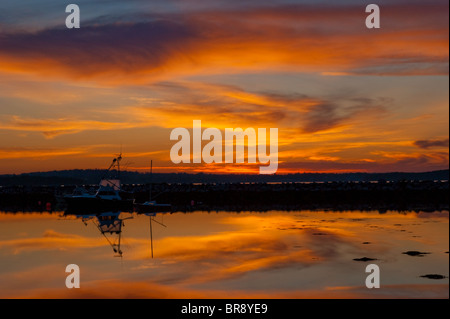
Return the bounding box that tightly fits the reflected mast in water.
[94,212,128,258]
[65,210,168,258]
[145,212,167,259]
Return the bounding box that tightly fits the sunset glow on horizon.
[0,0,448,175]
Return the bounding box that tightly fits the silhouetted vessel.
[64,155,133,213]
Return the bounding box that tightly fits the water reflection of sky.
[0,210,448,298]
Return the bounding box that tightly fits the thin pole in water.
[150,216,153,258]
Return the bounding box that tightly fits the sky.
[0,0,448,174]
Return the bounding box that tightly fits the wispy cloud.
[0,146,89,159]
[0,1,447,174]
[414,138,449,149]
[0,115,149,138]
[0,230,105,254]
[0,82,389,137]
[128,82,388,134]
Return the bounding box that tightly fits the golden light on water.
[0,210,447,298]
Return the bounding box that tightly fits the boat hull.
[64,196,134,214]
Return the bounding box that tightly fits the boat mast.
[117,153,122,184]
[149,160,152,202]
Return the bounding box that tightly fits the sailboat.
[64,154,134,213]
[134,160,172,213]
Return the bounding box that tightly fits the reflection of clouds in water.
[326,284,449,299]
[0,228,151,255]
[126,215,368,285]
[159,235,314,283]
[416,211,449,219]
[0,211,448,298]
[0,229,104,254]
[7,279,449,299]
[0,212,61,222]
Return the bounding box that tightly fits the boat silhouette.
[64,154,134,213]
[64,210,167,258]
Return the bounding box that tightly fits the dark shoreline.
[1,169,448,186]
[0,180,448,213]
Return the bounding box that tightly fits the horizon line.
[2,168,449,176]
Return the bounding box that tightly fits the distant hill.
[0,169,448,186]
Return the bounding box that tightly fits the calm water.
[0,210,448,298]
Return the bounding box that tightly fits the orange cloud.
[0,81,388,139]
[0,146,89,159]
[126,82,388,133]
[0,2,447,174]
[0,115,151,138]
[0,3,447,84]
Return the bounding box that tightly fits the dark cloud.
[414,139,449,149]
[0,20,199,78]
[301,98,387,133]
[0,1,448,81]
[282,154,449,173]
